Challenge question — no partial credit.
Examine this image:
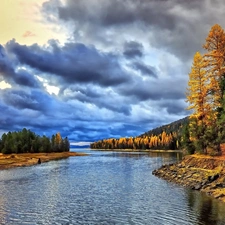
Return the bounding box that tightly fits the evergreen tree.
[64,137,70,152]
[0,129,70,154]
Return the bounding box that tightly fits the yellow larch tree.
[203,24,225,108]
[161,131,167,146]
[186,52,212,125]
[203,24,225,152]
[55,132,62,145]
[203,24,225,73]
[186,51,212,153]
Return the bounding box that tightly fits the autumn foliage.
[90,131,180,150]
[185,24,225,154]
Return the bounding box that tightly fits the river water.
[0,149,225,225]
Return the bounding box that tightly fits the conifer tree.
[203,24,225,151]
[186,52,211,124]
[185,24,225,154]
[203,24,225,111]
[186,52,214,153]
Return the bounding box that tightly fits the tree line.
[0,128,70,154]
[90,131,180,150]
[184,24,225,155]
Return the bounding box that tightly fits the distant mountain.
[139,116,189,137]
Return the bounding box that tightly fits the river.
[0,149,225,225]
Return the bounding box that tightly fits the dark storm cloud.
[75,92,131,115]
[109,123,145,138]
[60,85,132,115]
[0,44,40,88]
[14,69,40,88]
[75,93,131,115]
[118,77,185,102]
[0,45,15,77]
[119,86,150,101]
[67,86,102,99]
[123,41,143,59]
[6,39,130,87]
[132,62,157,78]
[2,89,52,112]
[55,0,178,28]
[78,122,147,141]
[159,100,188,115]
[43,0,225,60]
[166,104,187,115]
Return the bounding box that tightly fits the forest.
[90,118,186,150]
[0,128,70,154]
[91,24,225,155]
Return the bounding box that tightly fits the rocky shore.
[0,152,86,170]
[153,154,225,203]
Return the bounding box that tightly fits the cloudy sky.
[0,0,224,145]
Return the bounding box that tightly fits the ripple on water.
[0,150,225,225]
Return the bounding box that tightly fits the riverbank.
[0,152,87,170]
[91,148,182,153]
[153,154,225,202]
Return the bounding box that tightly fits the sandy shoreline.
[0,152,87,170]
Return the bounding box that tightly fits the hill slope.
[140,117,189,137]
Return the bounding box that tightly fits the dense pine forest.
[91,24,225,155]
[0,128,70,154]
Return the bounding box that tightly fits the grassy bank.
[0,152,87,170]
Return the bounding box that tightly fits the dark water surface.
[0,149,225,225]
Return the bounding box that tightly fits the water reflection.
[186,189,225,225]
[108,151,183,163]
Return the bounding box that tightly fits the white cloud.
[36,75,59,95]
[70,142,91,146]
[0,81,12,89]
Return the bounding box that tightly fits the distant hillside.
[90,117,189,150]
[140,117,189,138]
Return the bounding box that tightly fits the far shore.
[90,148,182,153]
[0,152,87,170]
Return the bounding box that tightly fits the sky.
[0,0,225,145]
